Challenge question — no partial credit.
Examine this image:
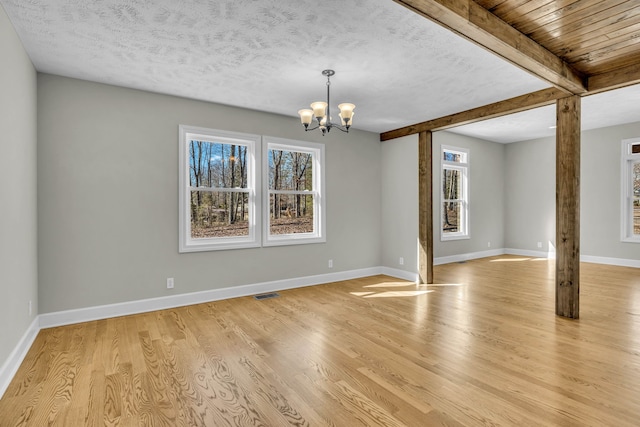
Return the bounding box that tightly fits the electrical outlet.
[399,257,404,265]
[487,241,491,248]
[28,300,32,316]
[328,259,333,268]
[167,277,174,289]
[537,242,542,248]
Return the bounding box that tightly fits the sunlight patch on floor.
[424,283,464,287]
[362,290,434,298]
[364,281,416,289]
[350,291,376,297]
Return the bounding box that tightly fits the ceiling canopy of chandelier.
[298,69,355,135]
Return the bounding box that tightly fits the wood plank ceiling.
[382,0,640,140]
[476,0,640,77]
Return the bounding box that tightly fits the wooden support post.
[418,131,434,284]
[556,96,581,319]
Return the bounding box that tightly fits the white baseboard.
[0,316,39,399]
[504,248,552,258]
[3,267,389,398]
[39,267,384,329]
[580,255,640,268]
[379,267,420,283]
[4,252,638,399]
[434,248,505,265]
[503,248,639,268]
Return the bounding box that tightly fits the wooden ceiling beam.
[380,87,566,141]
[393,0,587,94]
[587,62,640,94]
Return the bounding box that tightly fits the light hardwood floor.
[1,255,640,426]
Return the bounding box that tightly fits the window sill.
[441,234,470,242]
[263,234,326,247]
[179,238,260,253]
[621,237,640,244]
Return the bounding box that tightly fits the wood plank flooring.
[2,255,640,426]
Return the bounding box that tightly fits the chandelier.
[298,69,355,135]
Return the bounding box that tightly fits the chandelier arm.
[299,69,352,135]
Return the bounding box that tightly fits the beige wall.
[0,5,38,366]
[37,74,382,313]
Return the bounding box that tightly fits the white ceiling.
[451,84,640,143]
[2,0,638,141]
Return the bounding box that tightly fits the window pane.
[443,150,465,163]
[269,150,313,191]
[443,202,460,233]
[190,191,249,238]
[443,168,460,200]
[634,199,640,236]
[269,194,314,235]
[634,162,640,198]
[189,140,247,189]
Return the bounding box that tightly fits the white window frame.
[262,136,326,247]
[178,125,261,252]
[441,145,470,241]
[621,137,640,243]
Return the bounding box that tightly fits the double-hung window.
[263,136,325,246]
[441,145,469,240]
[179,125,260,252]
[621,138,640,242]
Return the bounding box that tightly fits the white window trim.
[441,145,470,241]
[621,137,640,243]
[262,136,326,247]
[178,125,261,252]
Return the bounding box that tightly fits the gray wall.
[504,137,555,252]
[380,131,505,274]
[505,122,640,261]
[0,5,38,365]
[37,74,382,313]
[381,134,418,271]
[434,131,505,258]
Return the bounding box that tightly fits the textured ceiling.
[1,0,638,140]
[451,84,640,144]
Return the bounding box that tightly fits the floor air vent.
[253,292,280,300]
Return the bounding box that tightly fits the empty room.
[1,0,640,425]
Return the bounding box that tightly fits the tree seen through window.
[189,140,249,238]
[268,149,314,235]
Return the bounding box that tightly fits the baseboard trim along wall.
[580,255,640,269]
[3,251,639,398]
[379,266,420,283]
[38,267,383,329]
[434,249,506,265]
[504,248,553,259]
[2,267,385,398]
[0,316,40,399]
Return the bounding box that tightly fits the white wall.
[37,74,382,314]
[381,131,505,274]
[505,122,640,262]
[0,5,38,367]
